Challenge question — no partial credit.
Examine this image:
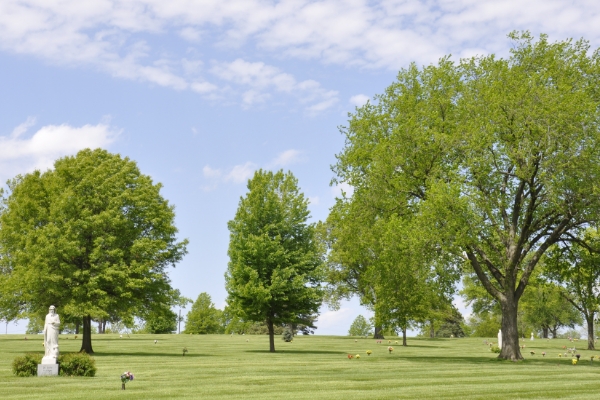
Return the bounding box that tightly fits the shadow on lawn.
[91,352,211,358]
[245,349,346,355]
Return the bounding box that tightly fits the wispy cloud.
[203,148,305,188]
[0,119,119,183]
[4,1,599,112]
[349,94,369,107]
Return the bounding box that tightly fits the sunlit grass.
[1,333,598,399]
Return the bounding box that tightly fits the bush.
[282,328,293,342]
[58,352,97,377]
[12,353,42,377]
[490,346,501,353]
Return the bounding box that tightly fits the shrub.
[490,346,501,353]
[58,352,97,377]
[282,328,293,342]
[12,353,42,377]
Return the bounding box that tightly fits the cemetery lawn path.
[1,334,599,399]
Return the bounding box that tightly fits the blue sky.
[2,0,600,335]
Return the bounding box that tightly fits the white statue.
[497,329,502,350]
[530,332,534,341]
[42,305,60,364]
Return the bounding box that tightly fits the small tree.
[184,293,224,334]
[225,170,324,352]
[348,315,372,336]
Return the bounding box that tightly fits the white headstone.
[38,364,59,376]
[497,329,502,349]
[530,332,534,341]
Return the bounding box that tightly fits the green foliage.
[0,149,188,352]
[58,352,96,377]
[466,313,501,338]
[12,353,42,377]
[490,346,501,354]
[348,315,372,336]
[225,170,324,351]
[143,308,177,334]
[282,328,293,342]
[245,321,285,335]
[184,293,224,334]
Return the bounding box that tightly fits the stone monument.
[530,332,534,341]
[497,329,502,350]
[38,305,60,376]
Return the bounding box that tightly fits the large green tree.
[333,32,600,360]
[225,169,323,352]
[0,149,187,353]
[184,292,224,334]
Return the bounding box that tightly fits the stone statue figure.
[497,329,502,350]
[42,305,60,364]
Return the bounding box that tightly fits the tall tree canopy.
[0,149,187,353]
[225,169,324,352]
[333,32,600,360]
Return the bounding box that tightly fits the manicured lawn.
[1,333,599,399]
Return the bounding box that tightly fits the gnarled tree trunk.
[402,326,407,346]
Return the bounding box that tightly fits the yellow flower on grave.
[366,350,372,356]
[572,359,578,365]
[356,354,360,359]
[558,354,562,357]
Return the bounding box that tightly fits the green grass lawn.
[1,333,599,399]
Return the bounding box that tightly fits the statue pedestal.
[38,364,58,376]
[41,356,57,365]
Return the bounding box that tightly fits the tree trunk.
[402,326,407,346]
[267,318,275,353]
[551,326,558,339]
[586,313,596,350]
[75,321,80,335]
[542,327,548,339]
[80,315,94,354]
[499,297,522,360]
[374,326,385,339]
[429,319,435,338]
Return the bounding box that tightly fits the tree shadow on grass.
[245,349,346,355]
[91,352,211,358]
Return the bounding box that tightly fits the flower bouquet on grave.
[121,371,134,390]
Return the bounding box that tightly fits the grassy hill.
[1,333,598,399]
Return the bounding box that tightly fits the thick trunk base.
[587,316,596,350]
[80,315,94,354]
[402,327,407,346]
[499,299,523,361]
[374,326,385,339]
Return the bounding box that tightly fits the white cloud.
[0,119,119,183]
[211,59,338,111]
[179,27,202,43]
[269,149,302,168]
[349,94,369,107]
[202,165,222,178]
[4,1,596,113]
[225,162,257,184]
